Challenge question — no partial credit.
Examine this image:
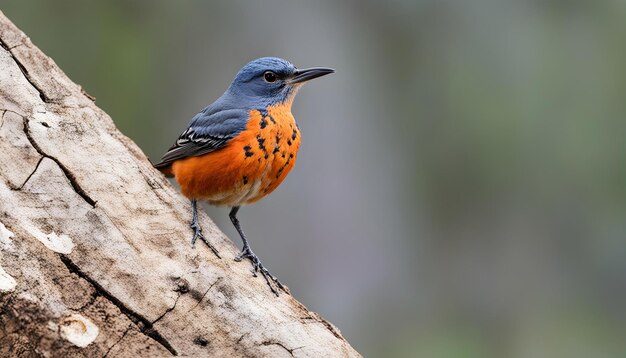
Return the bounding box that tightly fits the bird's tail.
[153,161,174,178]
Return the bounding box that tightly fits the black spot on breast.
[292,129,298,141]
[287,139,292,146]
[243,145,253,157]
[260,117,268,129]
[256,135,267,153]
[281,152,286,158]
[269,114,277,124]
[243,176,248,185]
[276,155,293,178]
[274,134,281,153]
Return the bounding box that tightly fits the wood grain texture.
[0,10,359,358]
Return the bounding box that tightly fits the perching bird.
[154,57,334,295]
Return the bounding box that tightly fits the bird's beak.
[288,67,335,84]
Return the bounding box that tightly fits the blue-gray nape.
[223,57,298,108]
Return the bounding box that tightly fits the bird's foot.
[235,248,287,296]
[190,223,221,258]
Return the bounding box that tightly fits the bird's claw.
[235,248,287,296]
[191,223,221,258]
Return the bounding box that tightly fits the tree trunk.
[0,11,359,358]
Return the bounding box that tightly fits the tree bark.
[0,11,359,358]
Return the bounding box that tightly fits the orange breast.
[171,103,301,206]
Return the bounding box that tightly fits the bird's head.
[226,57,334,109]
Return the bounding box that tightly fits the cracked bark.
[102,324,132,358]
[21,116,97,207]
[0,10,360,358]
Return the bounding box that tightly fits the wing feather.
[154,108,249,170]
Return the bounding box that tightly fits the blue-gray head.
[224,57,334,108]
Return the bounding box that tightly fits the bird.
[154,57,334,295]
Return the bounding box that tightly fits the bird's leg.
[190,199,221,258]
[230,206,287,296]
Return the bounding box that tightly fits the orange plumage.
[171,103,300,206]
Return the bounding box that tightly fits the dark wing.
[154,108,249,171]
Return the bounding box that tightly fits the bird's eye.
[263,71,277,83]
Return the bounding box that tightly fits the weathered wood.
[0,11,359,357]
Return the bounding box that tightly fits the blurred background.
[2,1,626,356]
